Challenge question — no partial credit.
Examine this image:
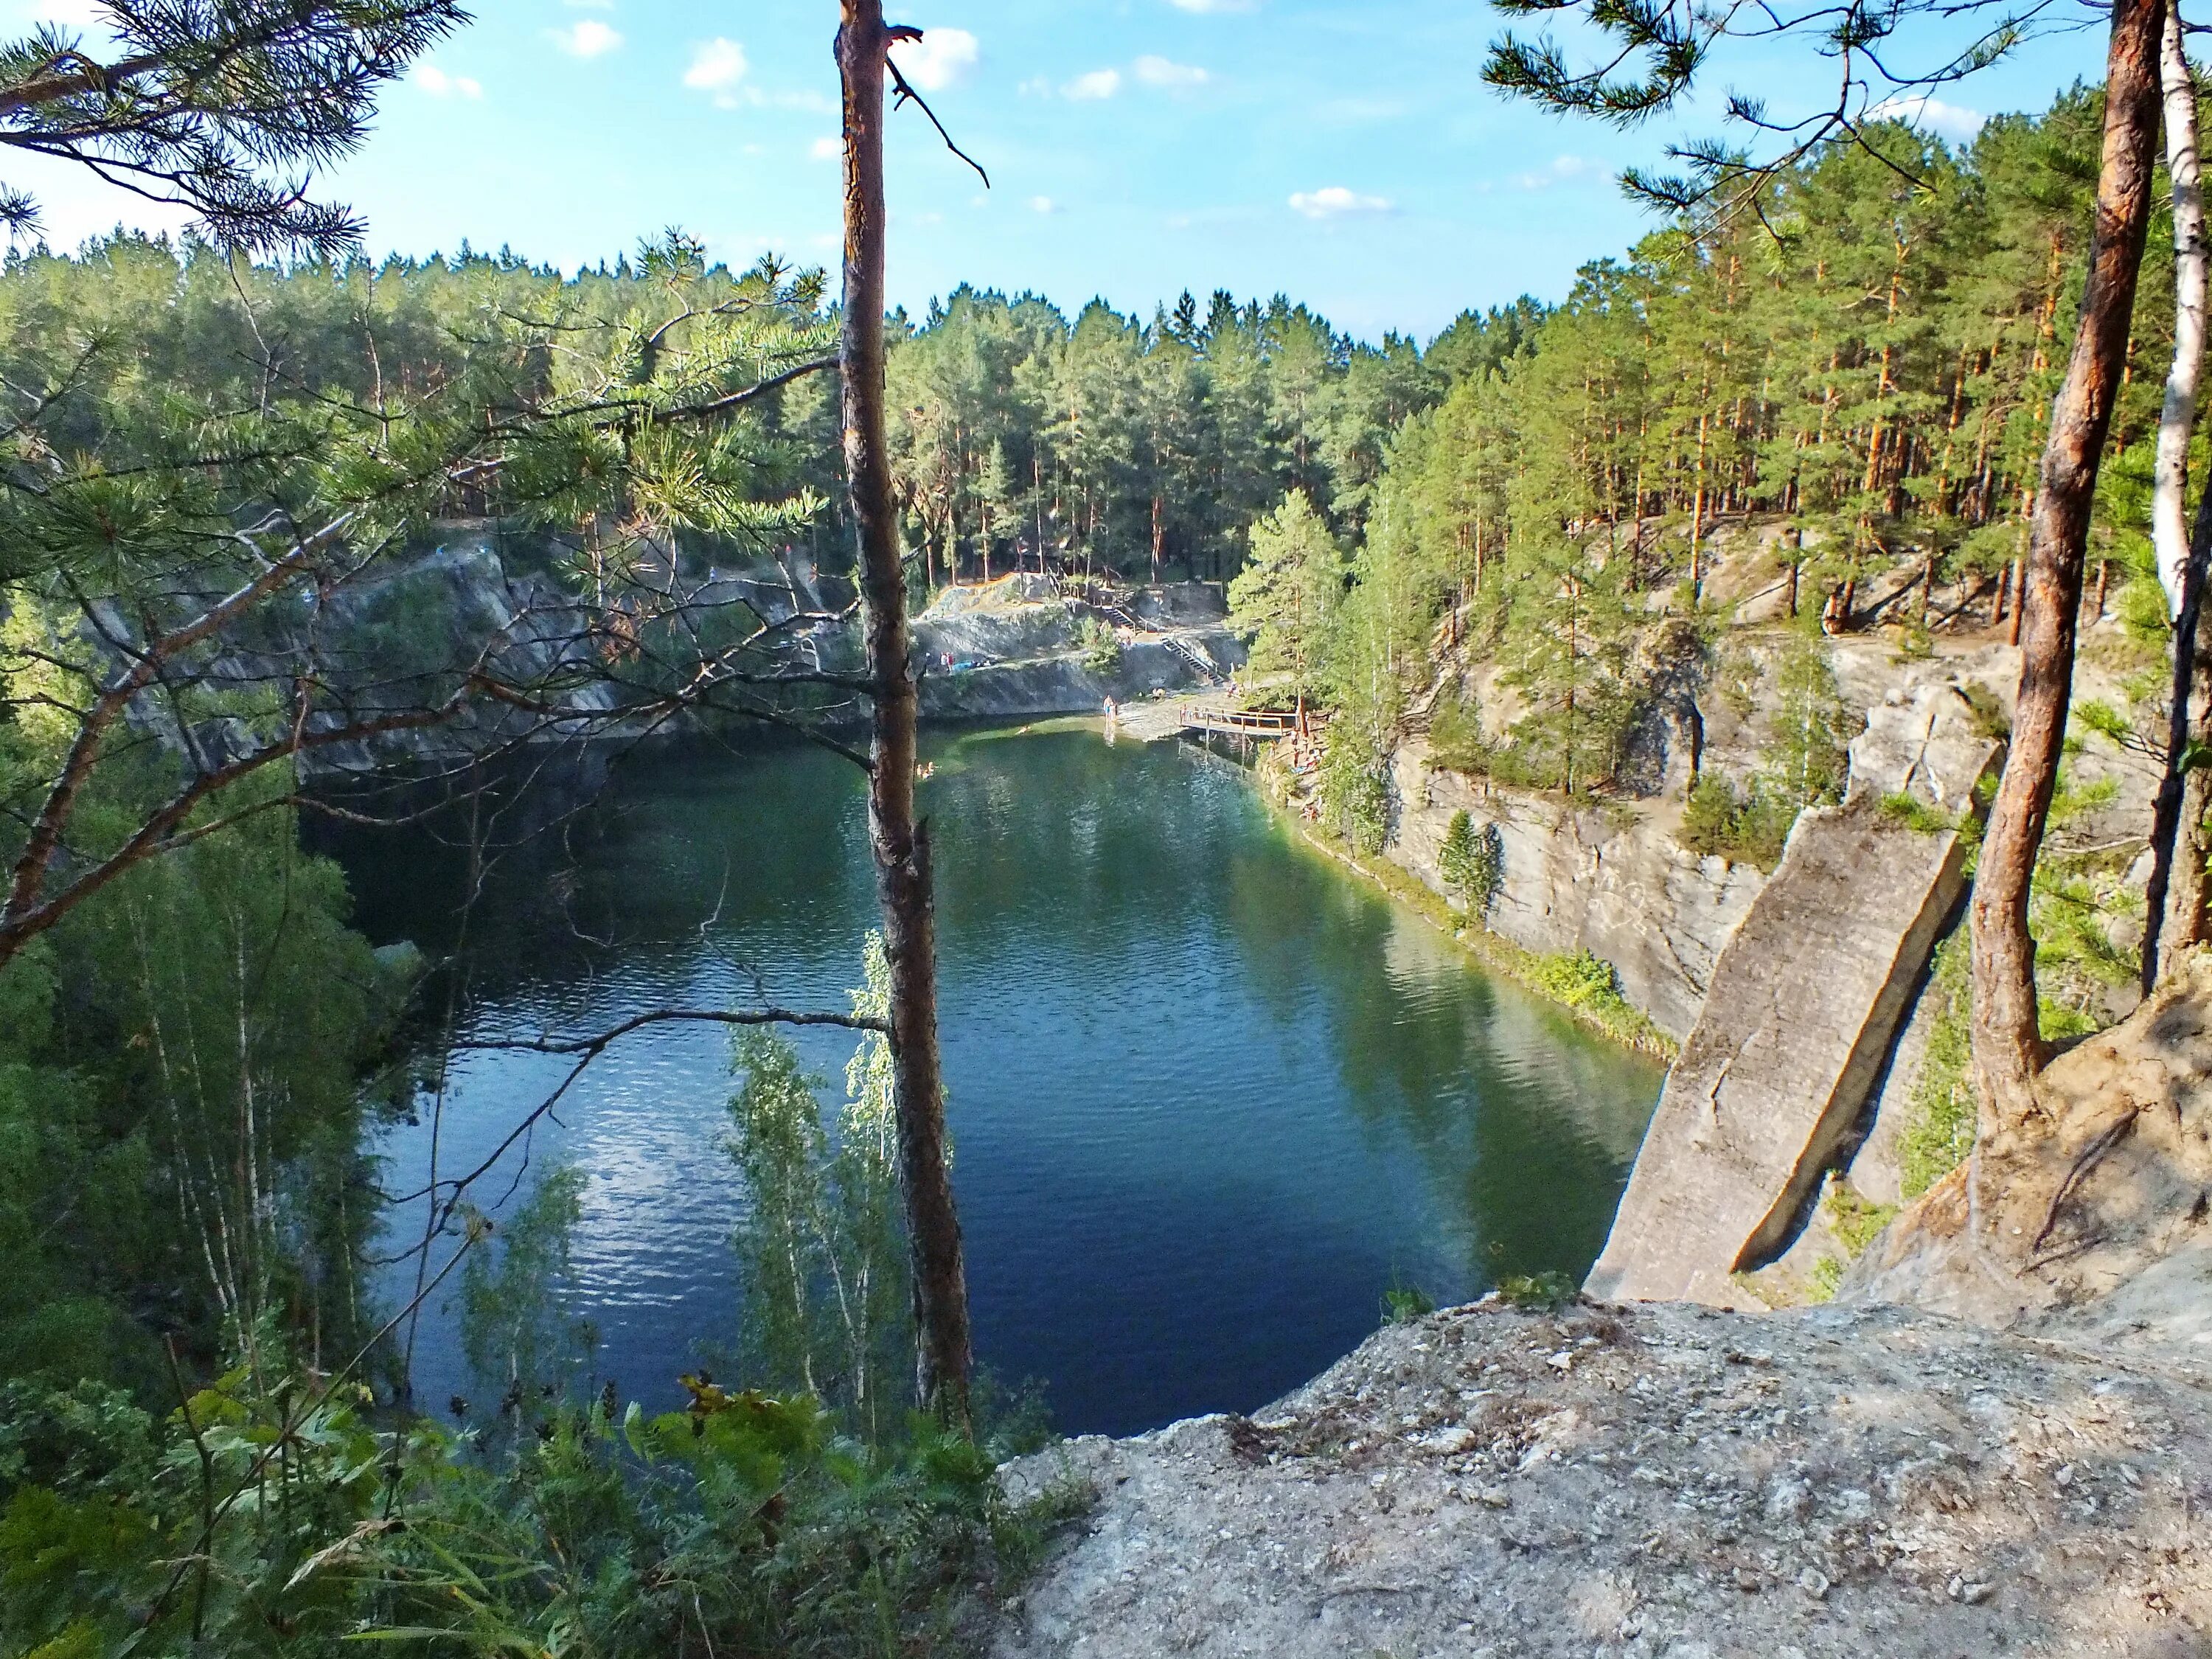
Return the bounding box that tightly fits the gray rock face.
[992,1298,2212,1659]
[1390,742,1764,1042]
[1585,802,1973,1305]
[1582,684,2000,1304]
[1843,683,1996,813]
[917,632,1241,721]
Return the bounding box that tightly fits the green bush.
[0,1363,1079,1659]
[1438,808,1503,917]
[1680,773,1796,870]
[1900,932,1975,1198]
[1318,726,1391,854]
[1879,791,1962,836]
[1077,615,1122,673]
[1381,1281,1436,1324]
[1526,948,1629,1015]
[1496,1270,1578,1311]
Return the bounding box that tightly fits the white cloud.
[1168,0,1257,10]
[810,136,841,161]
[1513,154,1593,189]
[1869,93,1986,141]
[412,63,482,98]
[1289,185,1392,220]
[888,27,978,91]
[1029,195,1058,214]
[1134,55,1208,90]
[1063,68,1121,100]
[548,18,621,57]
[682,37,747,106]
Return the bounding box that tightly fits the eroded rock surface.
[1846,947,2212,1333]
[1581,686,1998,1304]
[994,1300,2212,1659]
[1391,745,1762,1042]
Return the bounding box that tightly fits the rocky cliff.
[1585,687,1999,1304]
[195,538,1241,772]
[1389,750,1761,1043]
[994,1293,2212,1658]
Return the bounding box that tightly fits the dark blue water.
[337,725,1660,1436]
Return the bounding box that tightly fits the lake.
[333,724,1662,1438]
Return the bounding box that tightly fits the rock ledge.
[994,1298,2211,1658]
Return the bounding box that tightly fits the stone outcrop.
[1583,687,1997,1304]
[186,544,1239,769]
[911,577,1241,721]
[1845,946,2212,1332]
[992,1296,2212,1659]
[1391,745,1764,1042]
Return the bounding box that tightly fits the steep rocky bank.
[914,574,1242,721]
[995,1295,2212,1658]
[218,535,1242,772]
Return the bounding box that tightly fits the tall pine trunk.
[837,0,973,1425]
[1970,0,2164,1135]
[2143,0,2212,990]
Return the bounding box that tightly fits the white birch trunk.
[2156,0,2205,616]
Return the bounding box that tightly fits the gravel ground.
[992,1298,2212,1658]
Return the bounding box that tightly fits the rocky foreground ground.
[992,1298,2211,1658]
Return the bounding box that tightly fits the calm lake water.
[333,726,1662,1437]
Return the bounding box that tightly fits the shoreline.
[1213,739,1679,1063]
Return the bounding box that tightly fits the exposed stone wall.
[1388,741,1764,1043]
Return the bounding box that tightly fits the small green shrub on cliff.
[1526,949,1629,1015]
[1680,773,1795,869]
[1427,695,1489,776]
[1077,616,1122,673]
[1319,726,1391,854]
[1438,808,1503,917]
[1496,1270,1578,1311]
[1381,1281,1436,1324]
[1879,791,1963,837]
[1901,932,1976,1199]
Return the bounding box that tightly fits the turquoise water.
[335,726,1661,1436]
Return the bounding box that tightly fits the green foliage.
[1381,1281,1436,1324]
[1427,696,1490,776]
[0,1360,1076,1659]
[0,781,400,1398]
[1680,773,1798,869]
[459,1167,597,1435]
[726,936,911,1445]
[1962,681,2010,741]
[1316,722,1391,854]
[2047,768,2123,827]
[1879,792,1964,836]
[1489,531,1642,793]
[1823,1178,1898,1259]
[1763,639,1855,806]
[1680,640,1854,867]
[1438,808,1504,917]
[880,285,1444,585]
[1526,948,1630,1016]
[1077,614,1124,674]
[1901,932,1976,1199]
[2072,699,2134,748]
[1227,490,1346,695]
[1496,1270,1579,1311]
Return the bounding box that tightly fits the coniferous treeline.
[1293,89,2183,807]
[874,289,1537,585]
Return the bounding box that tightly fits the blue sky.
[11,0,2111,341]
